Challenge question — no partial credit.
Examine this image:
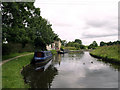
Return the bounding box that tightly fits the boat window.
[46,52,49,56]
[36,52,44,57]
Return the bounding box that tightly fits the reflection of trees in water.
[68,51,84,60]
[52,52,85,65]
[22,64,58,88]
[52,54,61,65]
[97,59,120,71]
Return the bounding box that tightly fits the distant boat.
[58,49,68,54]
[57,50,64,54]
[31,51,52,64]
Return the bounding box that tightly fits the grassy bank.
[2,54,34,88]
[64,47,77,50]
[50,50,57,55]
[90,45,120,64]
[3,52,32,61]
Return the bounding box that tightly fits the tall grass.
[90,45,120,63]
[2,54,34,88]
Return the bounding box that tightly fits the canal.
[22,51,119,88]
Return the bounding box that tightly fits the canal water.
[21,51,119,88]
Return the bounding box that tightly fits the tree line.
[100,41,120,46]
[61,39,120,50]
[61,39,85,49]
[2,2,60,53]
[87,40,120,49]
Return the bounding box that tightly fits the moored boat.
[57,49,68,54]
[31,51,52,64]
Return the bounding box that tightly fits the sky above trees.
[34,0,118,45]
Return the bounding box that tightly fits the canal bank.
[2,54,34,88]
[89,45,120,64]
[1,52,33,65]
[2,50,61,88]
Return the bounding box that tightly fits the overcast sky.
[34,0,118,45]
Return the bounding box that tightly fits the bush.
[2,43,34,55]
[50,50,57,55]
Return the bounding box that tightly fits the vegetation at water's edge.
[2,54,34,88]
[2,52,32,61]
[50,50,57,55]
[90,45,120,64]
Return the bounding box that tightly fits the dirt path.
[0,53,34,66]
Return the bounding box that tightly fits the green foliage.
[2,52,32,61]
[2,2,35,44]
[74,39,82,44]
[66,41,74,47]
[100,41,106,46]
[88,41,98,49]
[90,45,120,62]
[2,43,34,55]
[66,39,85,49]
[2,54,34,88]
[61,40,67,46]
[64,47,77,50]
[61,45,65,49]
[2,2,59,51]
[100,40,120,46]
[50,50,57,55]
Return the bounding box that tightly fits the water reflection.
[96,59,120,71]
[53,54,61,65]
[22,51,119,88]
[21,60,58,88]
[68,51,84,60]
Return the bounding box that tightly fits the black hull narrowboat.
[57,50,68,54]
[31,51,53,64]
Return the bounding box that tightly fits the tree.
[88,41,98,49]
[61,40,67,46]
[74,39,82,45]
[74,43,80,49]
[100,41,106,46]
[2,2,36,44]
[80,45,85,49]
[2,2,60,51]
[92,41,98,47]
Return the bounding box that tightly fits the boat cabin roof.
[35,51,51,53]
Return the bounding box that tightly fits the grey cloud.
[82,34,118,39]
[86,20,107,28]
[85,17,117,30]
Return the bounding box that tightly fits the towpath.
[0,53,33,66]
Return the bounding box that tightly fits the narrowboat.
[57,49,68,54]
[31,51,52,64]
[35,59,52,71]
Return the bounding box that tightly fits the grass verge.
[3,52,32,61]
[2,54,34,88]
[64,47,77,50]
[50,50,57,55]
[90,45,120,64]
